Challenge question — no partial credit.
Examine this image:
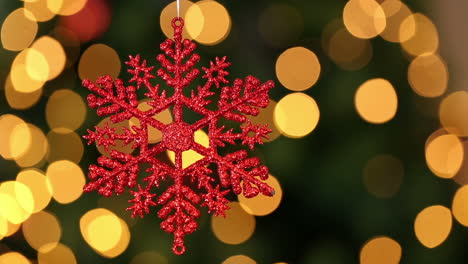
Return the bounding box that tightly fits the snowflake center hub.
[162,122,194,151]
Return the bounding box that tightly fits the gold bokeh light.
[408,54,448,98]
[46,160,85,204]
[48,0,88,16]
[274,92,320,138]
[78,44,121,81]
[46,89,86,133]
[276,47,321,91]
[187,0,231,45]
[400,13,439,56]
[221,255,257,264]
[439,91,468,137]
[5,75,42,110]
[211,202,255,245]
[25,48,49,82]
[22,211,61,252]
[29,36,67,81]
[238,175,282,216]
[452,185,468,227]
[0,252,31,264]
[15,123,49,168]
[16,169,52,213]
[379,0,414,43]
[0,216,7,239]
[414,205,452,248]
[360,236,401,264]
[425,134,464,179]
[363,154,404,198]
[453,140,468,185]
[355,78,398,124]
[343,0,386,39]
[1,8,38,51]
[0,181,34,224]
[38,243,77,264]
[0,215,21,239]
[0,114,27,160]
[24,0,56,22]
[9,122,32,160]
[80,208,130,258]
[11,50,45,93]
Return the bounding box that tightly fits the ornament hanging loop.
[171,17,184,41]
[172,17,184,29]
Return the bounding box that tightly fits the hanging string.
[176,0,180,18]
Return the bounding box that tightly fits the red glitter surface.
[82,17,275,255]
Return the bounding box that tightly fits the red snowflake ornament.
[82,17,275,255]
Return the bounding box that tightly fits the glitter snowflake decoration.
[82,18,275,255]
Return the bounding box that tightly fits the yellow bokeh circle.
[47,0,88,16]
[46,89,86,132]
[355,78,398,124]
[211,202,255,245]
[0,181,34,224]
[1,8,38,51]
[452,185,468,227]
[414,205,452,248]
[16,169,52,212]
[46,160,85,204]
[29,36,66,81]
[439,91,468,137]
[425,134,464,179]
[80,208,130,258]
[5,74,42,110]
[360,236,401,264]
[343,0,386,39]
[24,0,56,22]
[400,13,439,56]
[0,252,31,264]
[38,243,77,264]
[0,114,28,160]
[22,211,61,252]
[15,124,49,168]
[274,92,320,138]
[186,0,231,45]
[78,44,121,81]
[222,255,257,264]
[408,54,448,98]
[379,0,414,43]
[10,49,45,93]
[276,47,321,91]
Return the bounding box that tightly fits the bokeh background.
[1,0,468,263]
